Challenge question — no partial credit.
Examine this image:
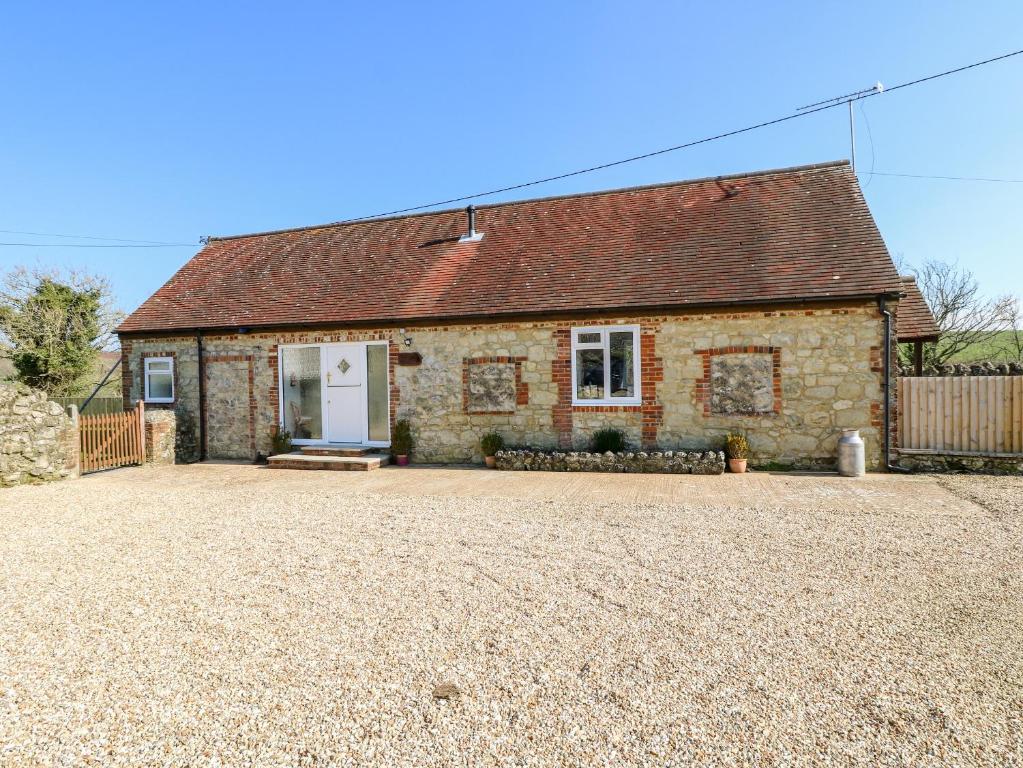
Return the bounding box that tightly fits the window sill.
[144,399,175,405]
[572,399,642,408]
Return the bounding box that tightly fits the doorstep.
[267,452,388,471]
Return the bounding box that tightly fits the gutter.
[118,292,905,339]
[877,296,910,473]
[196,331,207,462]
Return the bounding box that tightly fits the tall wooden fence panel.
[80,401,146,473]
[899,376,1023,454]
[54,396,124,415]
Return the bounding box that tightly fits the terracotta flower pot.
[728,458,747,474]
[484,455,497,468]
[395,454,409,466]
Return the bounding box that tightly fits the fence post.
[138,399,146,464]
[66,404,81,478]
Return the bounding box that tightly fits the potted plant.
[391,419,413,466]
[591,427,627,453]
[269,425,292,457]
[480,431,505,468]
[725,433,750,473]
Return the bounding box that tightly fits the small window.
[571,326,641,405]
[144,357,174,403]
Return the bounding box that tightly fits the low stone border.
[896,450,1023,475]
[495,449,725,474]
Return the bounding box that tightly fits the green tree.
[0,267,121,396]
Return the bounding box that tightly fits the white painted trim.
[143,356,175,403]
[570,325,642,406]
[277,340,391,447]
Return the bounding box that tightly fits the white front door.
[324,344,364,443]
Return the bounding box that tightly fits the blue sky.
[1,2,1021,315]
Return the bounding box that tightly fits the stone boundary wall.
[899,362,1023,377]
[495,449,725,474]
[145,409,176,465]
[896,451,1023,474]
[0,382,78,488]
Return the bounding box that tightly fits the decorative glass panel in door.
[366,344,389,442]
[281,346,322,440]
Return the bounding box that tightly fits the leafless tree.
[910,259,1012,368]
[998,295,1023,362]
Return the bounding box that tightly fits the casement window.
[144,357,175,403]
[571,326,641,405]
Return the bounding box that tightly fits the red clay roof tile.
[118,160,904,333]
[897,276,940,341]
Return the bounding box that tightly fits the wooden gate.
[80,401,146,473]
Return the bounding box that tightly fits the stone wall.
[119,299,892,469]
[0,382,78,487]
[496,449,725,474]
[896,451,1023,474]
[144,409,176,465]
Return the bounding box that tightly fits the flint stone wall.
[896,451,1023,475]
[467,362,517,412]
[145,409,176,465]
[0,382,78,487]
[710,353,774,415]
[496,449,725,474]
[900,361,1023,377]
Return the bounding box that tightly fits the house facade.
[118,161,934,470]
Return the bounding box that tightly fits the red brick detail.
[694,346,782,417]
[639,327,664,448]
[554,324,663,449]
[268,345,279,426]
[387,341,400,434]
[552,328,573,448]
[138,350,178,410]
[206,354,256,456]
[462,356,528,414]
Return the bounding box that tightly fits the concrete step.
[267,452,388,471]
[299,445,381,458]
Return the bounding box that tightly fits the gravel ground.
[1,466,1021,767]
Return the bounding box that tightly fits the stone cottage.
[116,161,936,470]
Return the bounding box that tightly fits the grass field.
[945,330,1022,363]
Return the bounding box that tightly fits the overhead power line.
[866,171,1023,183]
[1,47,1020,247]
[0,241,194,248]
[0,228,195,246]
[331,47,1023,223]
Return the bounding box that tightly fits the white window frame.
[143,356,175,403]
[570,325,642,406]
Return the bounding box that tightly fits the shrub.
[268,426,293,456]
[591,427,627,453]
[480,431,505,457]
[725,433,750,459]
[391,419,414,456]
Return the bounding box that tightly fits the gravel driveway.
[1,465,1021,766]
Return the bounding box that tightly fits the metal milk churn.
[837,428,865,477]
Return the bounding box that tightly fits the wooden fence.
[80,401,146,473]
[898,376,1023,455]
[54,396,124,415]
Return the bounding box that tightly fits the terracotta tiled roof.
[118,160,904,334]
[897,276,940,341]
